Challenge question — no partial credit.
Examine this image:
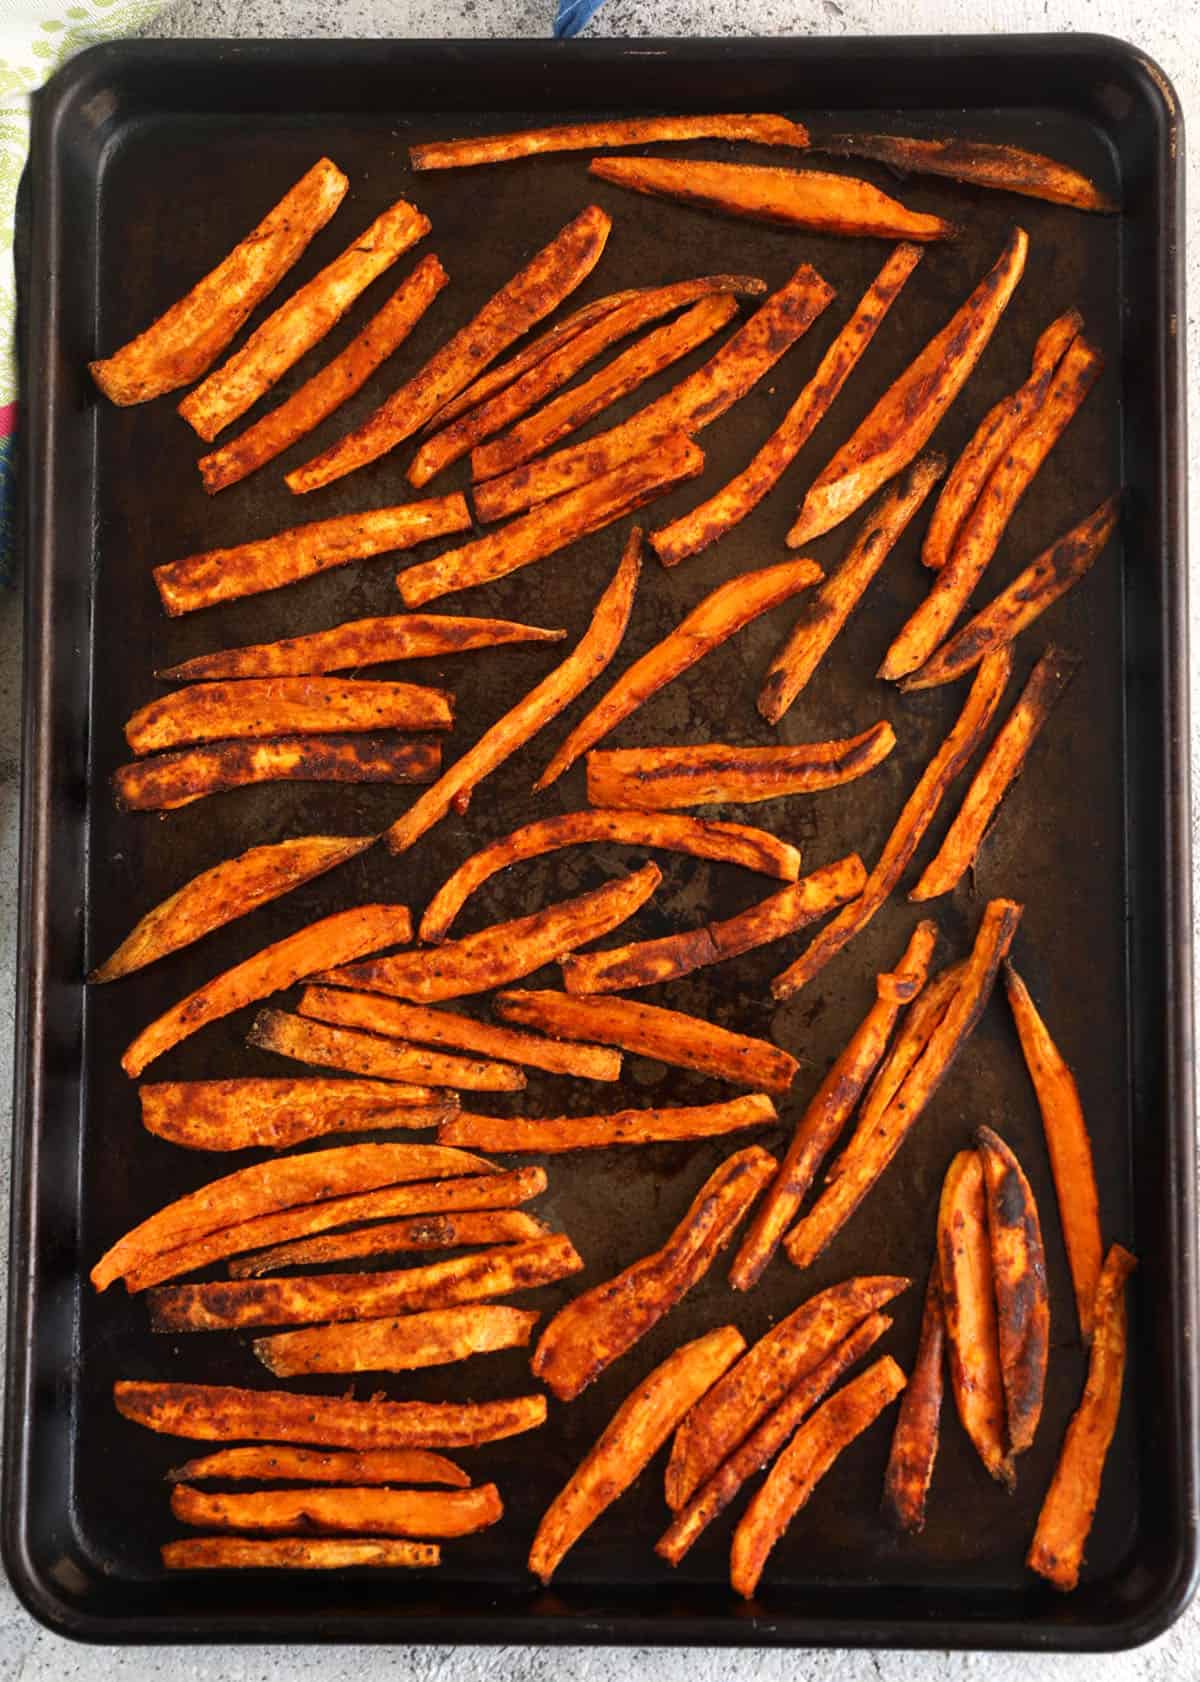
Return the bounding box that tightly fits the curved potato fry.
[171,1481,501,1538]
[228,1207,549,1279]
[166,1445,469,1486]
[938,1149,1013,1489]
[139,1078,452,1152]
[976,1126,1049,1456]
[439,1094,776,1153]
[114,737,438,812]
[162,1537,440,1571]
[125,677,452,755]
[246,1007,526,1093]
[881,1264,945,1533]
[820,132,1117,212]
[253,1304,540,1377]
[413,114,810,170]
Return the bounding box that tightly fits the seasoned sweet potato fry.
[167,1445,469,1486]
[125,676,452,755]
[140,1077,453,1152]
[651,245,923,565]
[287,205,611,492]
[163,1536,440,1571]
[413,114,811,171]
[421,809,799,941]
[439,1094,776,1153]
[788,228,1028,546]
[938,1149,1013,1488]
[976,1126,1049,1456]
[494,988,798,1093]
[247,1008,526,1093]
[880,1265,945,1533]
[758,455,945,723]
[849,963,963,1144]
[731,922,937,1291]
[820,132,1117,212]
[911,648,1078,900]
[179,198,430,440]
[586,723,896,809]
[771,646,1013,997]
[730,1356,907,1598]
[114,736,438,812]
[531,1146,776,1402]
[118,902,414,1081]
[229,1207,548,1278]
[115,1380,548,1449]
[536,557,824,789]
[528,1325,745,1584]
[254,1304,540,1377]
[784,900,1022,1270]
[172,1482,502,1537]
[90,158,348,405]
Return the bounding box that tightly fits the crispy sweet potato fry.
[115,1380,548,1449]
[911,648,1078,900]
[413,114,811,171]
[651,245,923,566]
[163,1536,440,1571]
[125,677,452,755]
[229,1207,549,1278]
[771,646,1013,997]
[938,1149,1013,1488]
[784,900,1022,1270]
[246,1007,526,1093]
[531,1146,776,1402]
[287,205,611,492]
[976,1126,1049,1456]
[731,922,937,1291]
[528,1325,745,1584]
[385,534,640,853]
[846,963,963,1154]
[114,736,439,812]
[172,1482,502,1537]
[586,723,896,809]
[90,158,348,405]
[536,556,824,789]
[118,902,414,1081]
[90,834,373,983]
[167,1445,469,1486]
[820,132,1117,213]
[140,1077,453,1152]
[494,988,799,1093]
[1028,1244,1137,1589]
[179,198,430,440]
[254,1304,540,1377]
[148,1234,582,1332]
[439,1094,776,1153]
[758,455,946,723]
[472,265,834,522]
[788,228,1028,546]
[155,499,471,618]
[880,1265,945,1533]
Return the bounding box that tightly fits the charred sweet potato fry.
[413,114,811,171]
[164,1538,438,1572]
[531,1146,776,1402]
[246,1007,526,1093]
[114,736,438,812]
[229,1207,548,1279]
[911,648,1078,900]
[976,1126,1049,1456]
[881,1265,945,1533]
[938,1149,1013,1489]
[586,722,896,809]
[286,205,611,492]
[536,556,824,789]
[757,455,946,723]
[731,921,937,1291]
[172,1482,502,1537]
[439,1094,776,1153]
[651,244,923,566]
[820,132,1117,212]
[788,228,1028,546]
[167,1445,469,1486]
[139,1077,453,1152]
[125,677,452,756]
[730,1356,907,1598]
[494,988,798,1093]
[528,1325,745,1584]
[154,498,471,618]
[90,158,347,405]
[771,647,1013,998]
[115,1379,548,1449]
[253,1304,540,1377]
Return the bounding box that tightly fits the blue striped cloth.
[555,0,609,37]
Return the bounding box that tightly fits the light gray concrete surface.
[1,0,1197,1674]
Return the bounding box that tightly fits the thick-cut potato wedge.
[731,922,937,1291]
[125,677,452,756]
[657,1309,892,1566]
[89,158,348,405]
[140,1077,453,1152]
[881,1265,945,1533]
[421,809,800,942]
[254,1304,540,1377]
[246,1008,526,1093]
[788,228,1028,546]
[494,989,799,1093]
[323,863,662,1004]
[1028,1244,1137,1590]
[90,834,373,984]
[586,723,895,809]
[413,114,811,171]
[879,337,1104,680]
[163,1536,440,1571]
[784,899,1022,1270]
[118,902,414,1082]
[385,535,640,854]
[528,1324,745,1584]
[473,265,834,523]
[536,556,824,789]
[911,647,1078,900]
[154,498,471,618]
[1005,964,1102,1341]
[229,1207,549,1279]
[167,1445,470,1486]
[115,1379,548,1449]
[172,1482,502,1537]
[287,206,611,492]
[938,1149,1013,1488]
[730,1356,907,1598]
[651,245,923,566]
[758,456,946,723]
[771,646,1013,997]
[531,1146,776,1402]
[179,198,430,440]
[820,132,1117,213]
[560,855,865,996]
[902,495,1119,689]
[439,1094,776,1153]
[114,736,438,812]
[148,1234,582,1333]
[976,1126,1049,1456]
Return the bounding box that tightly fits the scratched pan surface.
[6,37,1193,1651]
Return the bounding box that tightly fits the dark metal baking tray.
[4,33,1193,1651]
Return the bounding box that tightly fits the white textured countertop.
[1,1,1196,1675]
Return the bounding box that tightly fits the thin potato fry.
[246,1008,526,1093]
[114,736,439,812]
[163,1537,440,1571]
[412,114,811,171]
[167,1445,469,1486]
[880,1264,944,1533]
[850,963,963,1149]
[820,132,1117,212]
[125,677,452,756]
[228,1207,549,1278]
[439,1094,776,1153]
[976,1126,1049,1456]
[172,1482,502,1537]
[139,1078,454,1152]
[253,1304,540,1377]
[938,1149,1013,1488]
